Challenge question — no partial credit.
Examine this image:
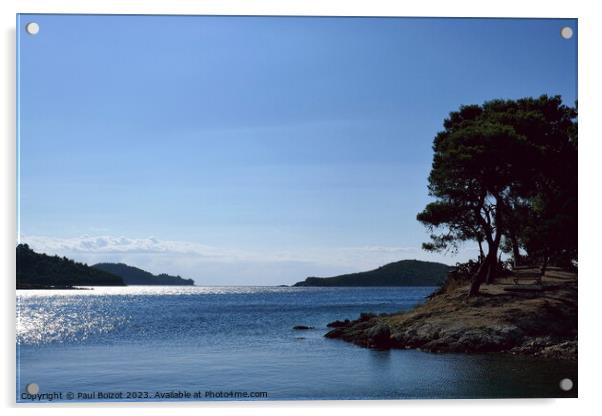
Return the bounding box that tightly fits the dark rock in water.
[327,319,351,328]
[293,325,314,330]
[365,323,392,347]
[324,328,344,338]
[359,312,377,321]
[324,318,380,343]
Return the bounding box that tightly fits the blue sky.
[17,15,577,285]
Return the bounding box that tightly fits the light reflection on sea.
[16,286,577,400]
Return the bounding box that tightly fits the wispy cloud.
[21,234,460,285]
[23,235,423,263]
[23,235,239,259]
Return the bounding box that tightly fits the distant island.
[293,260,451,287]
[92,263,195,286]
[17,244,125,289]
[16,244,195,288]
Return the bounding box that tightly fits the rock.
[365,323,391,347]
[539,340,577,359]
[322,276,576,360]
[326,319,351,328]
[324,328,342,338]
[292,325,314,330]
[359,312,377,321]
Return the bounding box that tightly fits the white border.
[2,1,600,415]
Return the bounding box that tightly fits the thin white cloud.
[23,235,240,259]
[20,234,465,285]
[22,235,424,264]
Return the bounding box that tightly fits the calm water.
[16,286,577,402]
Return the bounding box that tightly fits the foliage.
[93,263,195,285]
[417,95,577,295]
[16,244,125,288]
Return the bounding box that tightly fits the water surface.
[17,286,577,401]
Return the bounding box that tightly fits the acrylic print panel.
[16,14,578,402]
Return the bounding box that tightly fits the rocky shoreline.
[325,273,577,360]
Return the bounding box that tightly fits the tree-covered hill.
[92,263,195,285]
[416,95,577,296]
[293,260,451,287]
[16,244,125,288]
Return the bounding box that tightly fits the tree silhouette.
[418,95,577,296]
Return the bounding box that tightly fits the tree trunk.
[469,255,488,296]
[540,254,549,282]
[469,251,492,296]
[485,238,501,284]
[470,230,502,295]
[511,234,520,268]
[485,257,494,284]
[470,194,503,296]
[477,239,484,264]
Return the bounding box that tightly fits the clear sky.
[17,15,577,285]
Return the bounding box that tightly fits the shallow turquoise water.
[16,286,577,401]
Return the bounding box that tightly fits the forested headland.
[325,95,578,359]
[16,244,125,288]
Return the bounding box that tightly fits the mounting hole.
[560,26,573,40]
[25,383,39,394]
[559,378,573,391]
[26,22,40,35]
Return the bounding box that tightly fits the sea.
[16,286,577,402]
